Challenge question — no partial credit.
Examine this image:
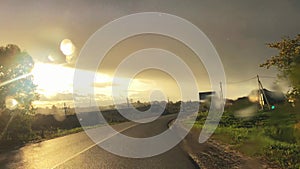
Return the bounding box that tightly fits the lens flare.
[60,39,75,56]
[234,105,257,119]
[5,97,18,110]
[0,73,32,88]
[47,55,55,62]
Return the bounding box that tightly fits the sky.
[1,0,300,107]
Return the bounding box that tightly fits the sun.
[31,63,114,98]
[31,63,74,97]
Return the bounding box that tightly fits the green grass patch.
[191,101,300,169]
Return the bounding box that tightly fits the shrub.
[264,143,300,169]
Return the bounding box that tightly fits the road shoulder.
[181,128,279,169]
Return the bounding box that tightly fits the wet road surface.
[0,114,197,169]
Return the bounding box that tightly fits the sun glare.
[31,62,165,106]
[60,39,75,56]
[5,97,19,110]
[31,63,114,98]
[32,63,74,97]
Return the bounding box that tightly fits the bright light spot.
[60,39,75,56]
[32,63,113,98]
[48,55,55,62]
[31,62,162,107]
[271,105,275,110]
[65,55,73,64]
[248,90,263,104]
[248,93,258,102]
[32,63,75,97]
[5,97,18,110]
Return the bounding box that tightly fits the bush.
[264,126,297,143]
[264,143,300,169]
[6,113,34,142]
[194,101,300,168]
[214,127,252,145]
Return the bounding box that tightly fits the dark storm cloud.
[1,0,299,98]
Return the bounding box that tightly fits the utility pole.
[257,75,271,110]
[63,102,67,116]
[89,94,92,107]
[220,82,224,101]
[257,76,264,110]
[126,97,130,108]
[220,82,224,108]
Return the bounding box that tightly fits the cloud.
[2,0,300,100]
[39,92,84,101]
[93,82,117,88]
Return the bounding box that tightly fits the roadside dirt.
[181,128,280,169]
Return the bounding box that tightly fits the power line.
[227,76,256,84]
[259,75,276,79]
[227,75,277,85]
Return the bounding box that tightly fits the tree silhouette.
[260,34,300,97]
[0,44,38,112]
[0,44,38,142]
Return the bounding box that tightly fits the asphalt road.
[0,114,198,169]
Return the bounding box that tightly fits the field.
[191,98,300,169]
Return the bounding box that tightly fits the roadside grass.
[38,127,84,140]
[188,101,300,169]
[0,123,114,152]
[33,123,114,141]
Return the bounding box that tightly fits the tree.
[0,44,38,142]
[260,34,300,97]
[51,105,58,114]
[0,44,38,112]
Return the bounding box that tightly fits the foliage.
[264,143,300,169]
[260,34,300,97]
[40,127,83,140]
[192,100,300,168]
[0,44,38,112]
[0,44,38,143]
[5,113,35,141]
